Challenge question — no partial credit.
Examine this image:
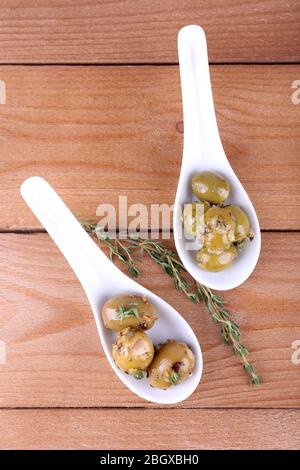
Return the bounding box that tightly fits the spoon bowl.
[21,176,202,404]
[173,25,261,291]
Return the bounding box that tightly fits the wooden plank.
[0,65,299,230]
[0,409,299,449]
[0,1,299,63]
[0,232,299,408]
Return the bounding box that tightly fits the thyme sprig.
[116,303,141,320]
[133,369,144,380]
[81,220,260,385]
[170,371,181,384]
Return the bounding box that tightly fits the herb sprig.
[116,303,141,320]
[133,369,144,380]
[170,371,181,384]
[81,220,261,385]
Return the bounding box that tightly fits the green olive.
[101,294,158,332]
[148,340,195,389]
[112,327,154,377]
[223,204,251,242]
[204,207,235,253]
[182,201,210,238]
[196,245,237,271]
[192,171,230,204]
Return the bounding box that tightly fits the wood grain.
[0,65,299,230]
[0,409,299,450]
[0,232,299,408]
[0,1,298,64]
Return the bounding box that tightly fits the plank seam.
[0,62,299,67]
[0,406,298,411]
[0,229,299,234]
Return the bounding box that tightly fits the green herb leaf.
[133,369,144,380]
[115,304,141,320]
[170,372,181,384]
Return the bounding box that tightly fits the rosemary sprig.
[116,303,141,320]
[80,220,261,385]
[170,371,181,384]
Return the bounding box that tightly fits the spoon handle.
[20,176,114,300]
[178,25,224,164]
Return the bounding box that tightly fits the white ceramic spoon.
[20,176,202,404]
[173,25,261,291]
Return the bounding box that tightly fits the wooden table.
[0,1,299,450]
